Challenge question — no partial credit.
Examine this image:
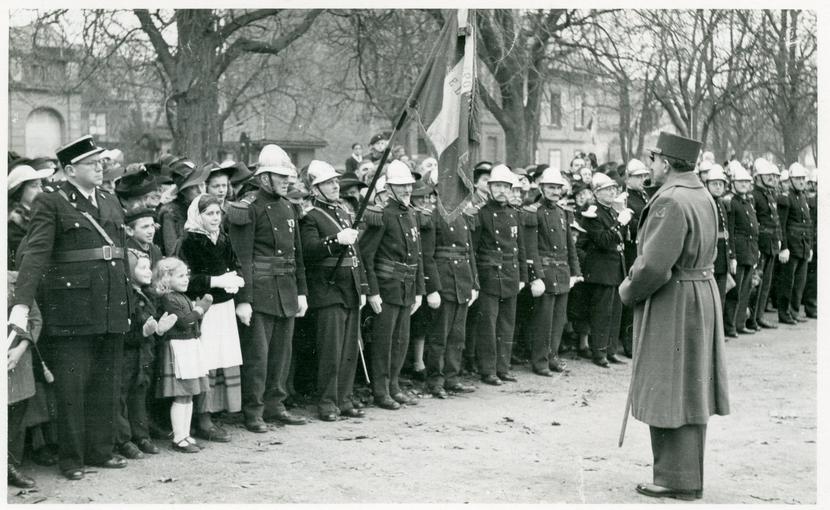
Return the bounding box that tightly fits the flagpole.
[326,108,409,285]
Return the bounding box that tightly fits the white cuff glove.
[569,276,583,289]
[530,279,546,297]
[8,305,29,332]
[426,291,441,309]
[410,295,423,315]
[235,303,253,326]
[468,289,479,307]
[617,208,633,226]
[296,295,309,317]
[778,249,790,264]
[336,228,360,246]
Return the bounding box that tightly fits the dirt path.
[8,316,816,504]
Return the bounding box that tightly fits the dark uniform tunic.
[526,199,581,372]
[620,188,649,355]
[359,199,425,399]
[802,192,817,317]
[300,197,368,414]
[713,197,736,311]
[226,188,308,422]
[471,199,528,377]
[749,185,781,326]
[11,180,131,473]
[722,192,758,334]
[424,210,479,390]
[579,202,626,360]
[776,187,813,320]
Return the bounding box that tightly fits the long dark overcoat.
[619,171,730,428]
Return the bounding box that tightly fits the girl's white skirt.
[199,299,243,370]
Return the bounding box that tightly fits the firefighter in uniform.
[424,192,479,398]
[748,158,781,330]
[226,144,309,432]
[722,164,758,337]
[8,135,132,480]
[775,163,813,324]
[702,165,737,310]
[802,170,817,318]
[359,160,425,410]
[299,161,368,422]
[526,168,582,376]
[579,172,631,367]
[620,158,651,357]
[470,165,529,385]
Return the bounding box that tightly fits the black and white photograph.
[3,3,822,505]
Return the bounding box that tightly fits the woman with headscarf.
[176,194,245,442]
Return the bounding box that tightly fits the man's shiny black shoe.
[497,372,518,382]
[725,330,738,338]
[757,318,778,329]
[61,468,84,481]
[744,321,759,331]
[736,328,756,335]
[117,441,145,459]
[592,357,610,368]
[481,374,503,386]
[430,386,449,399]
[245,419,268,433]
[136,438,160,454]
[268,411,307,425]
[89,455,127,469]
[779,315,797,325]
[636,483,702,501]
[341,408,365,418]
[607,354,626,364]
[8,464,36,488]
[549,357,567,372]
[319,412,338,422]
[374,396,401,410]
[533,367,554,377]
[392,392,417,405]
[445,382,475,393]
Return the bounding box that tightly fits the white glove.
[468,289,479,307]
[336,228,359,246]
[410,295,423,316]
[729,259,737,275]
[235,302,253,326]
[519,281,526,292]
[211,271,245,289]
[296,295,309,318]
[225,286,240,295]
[569,276,583,289]
[360,294,367,309]
[368,295,383,314]
[617,208,633,226]
[808,250,813,263]
[778,249,790,264]
[530,279,545,297]
[8,305,29,332]
[426,291,441,309]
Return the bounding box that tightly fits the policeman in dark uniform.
[8,135,131,480]
[620,159,651,357]
[299,161,368,421]
[776,163,813,324]
[748,158,781,329]
[526,168,582,376]
[471,165,528,385]
[703,165,737,310]
[579,172,630,367]
[359,160,425,409]
[722,164,759,336]
[226,144,309,432]
[424,191,479,398]
[802,170,817,318]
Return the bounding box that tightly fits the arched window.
[25,107,64,158]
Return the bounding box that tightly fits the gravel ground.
[7,313,816,504]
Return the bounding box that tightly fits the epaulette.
[364,204,384,227]
[226,194,257,225]
[523,202,541,213]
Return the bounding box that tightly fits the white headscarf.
[183,193,220,244]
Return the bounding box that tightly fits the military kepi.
[56,135,104,168]
[648,132,703,164]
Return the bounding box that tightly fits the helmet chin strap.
[314,184,340,204]
[389,185,408,206]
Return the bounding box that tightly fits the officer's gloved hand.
[236,303,253,326]
[211,271,244,289]
[296,295,309,317]
[142,316,158,337]
[194,294,214,315]
[808,249,814,263]
[778,249,790,264]
[368,295,383,314]
[7,305,29,333]
[569,275,583,289]
[336,228,360,246]
[156,312,178,335]
[468,289,479,307]
[426,291,441,309]
[360,294,367,309]
[729,259,737,275]
[410,295,423,316]
[530,279,545,297]
[518,281,526,292]
[617,208,634,226]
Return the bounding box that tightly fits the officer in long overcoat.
[226,144,309,432]
[619,132,730,501]
[8,135,132,480]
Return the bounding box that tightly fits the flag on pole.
[406,9,479,223]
